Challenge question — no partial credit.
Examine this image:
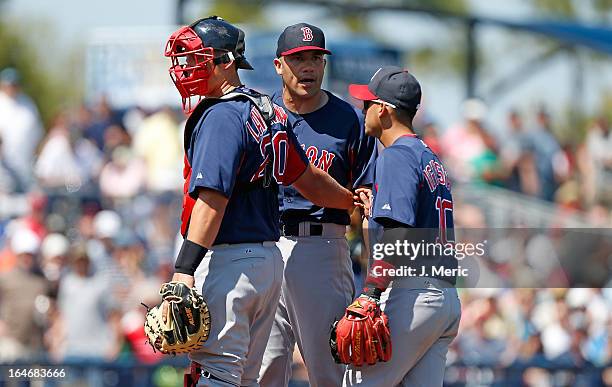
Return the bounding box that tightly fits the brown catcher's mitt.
[143,282,211,354]
[330,295,392,366]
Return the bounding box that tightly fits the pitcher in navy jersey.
[163,17,356,387]
[346,67,462,386]
[259,23,374,387]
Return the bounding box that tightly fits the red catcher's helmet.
[164,16,253,114]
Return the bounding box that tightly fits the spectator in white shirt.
[0,68,43,189]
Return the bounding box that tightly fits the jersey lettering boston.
[274,91,373,226]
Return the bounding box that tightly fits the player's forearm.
[186,188,229,248]
[362,217,370,260]
[364,222,399,293]
[315,169,354,209]
[173,188,228,279]
[293,164,353,209]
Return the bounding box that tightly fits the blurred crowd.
[446,288,612,386]
[416,98,612,222]
[0,65,611,385]
[0,67,183,365]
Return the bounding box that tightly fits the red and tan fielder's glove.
[330,295,392,366]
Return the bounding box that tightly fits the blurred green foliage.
[204,0,469,72]
[0,16,76,128]
[338,0,468,33]
[533,0,612,22]
[418,0,468,14]
[533,0,577,17]
[152,365,183,387]
[205,0,468,31]
[206,0,266,25]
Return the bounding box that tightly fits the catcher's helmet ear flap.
[189,16,253,70]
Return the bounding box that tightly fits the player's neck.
[282,87,328,115]
[208,75,243,98]
[380,126,415,148]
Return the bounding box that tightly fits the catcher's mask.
[165,16,254,114]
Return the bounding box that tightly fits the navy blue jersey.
[186,87,309,244]
[370,134,457,283]
[274,90,375,226]
[371,134,453,230]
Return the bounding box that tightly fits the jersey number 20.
[254,132,290,184]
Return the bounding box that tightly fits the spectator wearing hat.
[524,107,569,201]
[40,233,70,293]
[0,68,44,189]
[49,244,121,387]
[55,244,119,361]
[499,110,539,195]
[0,228,49,361]
[87,209,121,273]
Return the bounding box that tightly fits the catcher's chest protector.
[180,90,276,237]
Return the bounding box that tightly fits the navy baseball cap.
[0,68,21,85]
[349,66,421,113]
[190,16,253,70]
[276,23,332,58]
